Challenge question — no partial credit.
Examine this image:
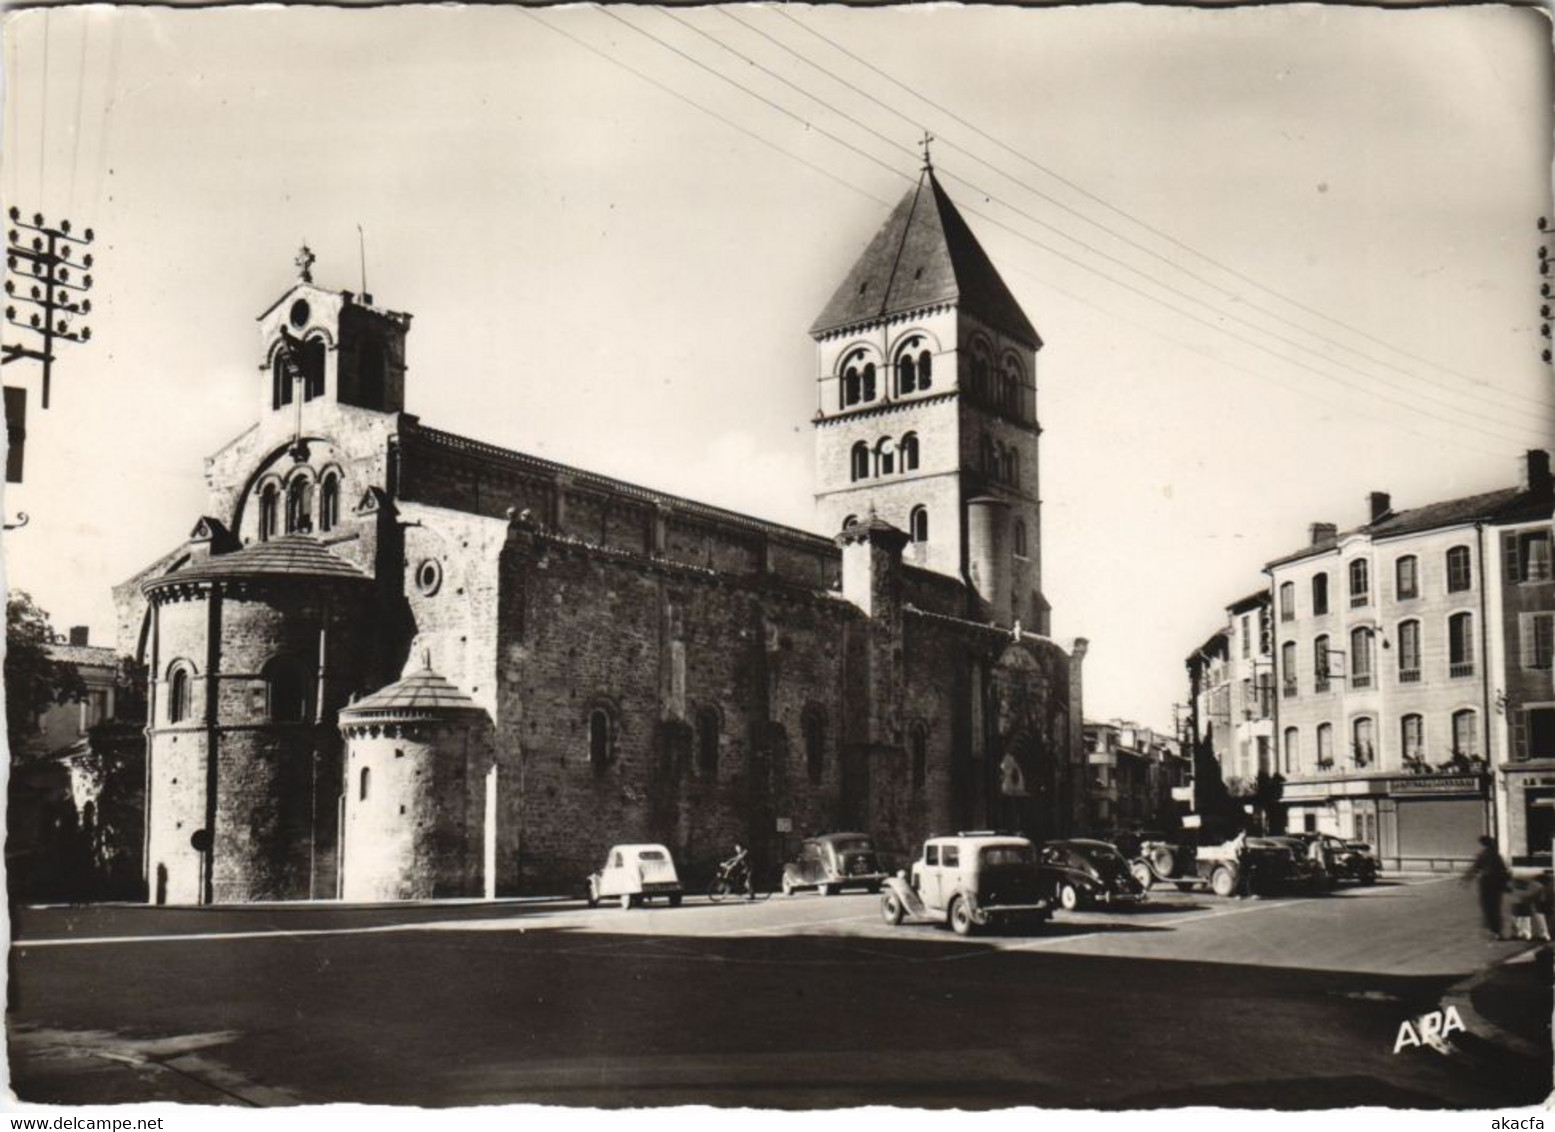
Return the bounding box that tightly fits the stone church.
[113,167,1088,903]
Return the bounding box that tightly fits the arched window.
[980,435,996,476]
[697,708,720,778]
[918,349,933,389]
[1401,714,1424,764]
[286,478,313,534]
[1352,717,1374,766]
[1279,581,1295,621]
[1283,727,1299,775]
[358,340,385,409]
[841,514,859,530]
[1313,634,1330,691]
[1008,449,1020,488]
[897,352,917,395]
[911,724,927,790]
[862,363,877,402]
[1397,620,1421,682]
[1014,520,1028,558]
[299,337,326,401]
[167,666,191,724]
[258,484,279,542]
[804,709,825,786]
[970,348,991,401]
[900,432,919,472]
[589,709,613,772]
[1311,572,1329,616]
[1316,722,1334,767]
[272,354,293,410]
[1448,612,1475,677]
[850,442,870,483]
[875,437,895,477]
[359,767,371,802]
[1349,558,1370,607]
[265,658,308,723]
[319,473,340,533]
[1281,641,1297,697]
[844,366,861,407]
[1395,555,1419,600]
[1452,709,1479,758]
[1350,626,1374,688]
[909,505,929,544]
[1446,545,1472,593]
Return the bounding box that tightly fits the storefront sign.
[1389,775,1481,795]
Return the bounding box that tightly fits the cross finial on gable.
[295,244,316,283]
[919,130,934,172]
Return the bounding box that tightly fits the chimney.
[1524,449,1552,496]
[1309,522,1337,547]
[68,626,89,647]
[1368,492,1391,524]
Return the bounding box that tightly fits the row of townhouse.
[1188,449,1555,869]
[1083,719,1191,832]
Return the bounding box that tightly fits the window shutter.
[1512,710,1528,762]
[1505,532,1521,583]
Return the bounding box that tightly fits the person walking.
[1463,836,1511,941]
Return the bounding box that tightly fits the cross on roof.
[919,130,935,171]
[295,244,315,283]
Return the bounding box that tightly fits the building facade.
[1083,719,1188,832]
[1267,453,1554,868]
[113,171,1089,903]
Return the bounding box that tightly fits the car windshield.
[638,850,667,861]
[981,845,1034,866]
[832,838,874,853]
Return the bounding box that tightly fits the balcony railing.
[1399,669,1420,684]
[1449,661,1475,678]
[1351,673,1372,689]
[1350,593,1369,608]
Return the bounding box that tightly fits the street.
[7,875,1550,1109]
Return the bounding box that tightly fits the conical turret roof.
[338,660,484,725]
[810,169,1039,347]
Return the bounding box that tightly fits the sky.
[2,3,1551,737]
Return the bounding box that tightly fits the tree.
[5,591,87,757]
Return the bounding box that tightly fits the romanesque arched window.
[980,435,996,476]
[900,432,919,472]
[264,657,309,723]
[1014,520,1028,558]
[875,437,895,477]
[844,366,861,407]
[167,665,192,724]
[862,362,877,402]
[804,709,826,786]
[589,708,614,773]
[1008,449,1021,488]
[918,349,932,389]
[909,505,929,544]
[259,483,279,542]
[319,473,340,533]
[286,478,313,534]
[272,354,293,410]
[359,766,371,802]
[300,337,326,401]
[897,352,917,395]
[850,442,870,483]
[697,708,720,778]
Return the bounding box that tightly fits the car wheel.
[881,890,905,926]
[822,883,839,897]
[585,879,599,909]
[1148,845,1176,877]
[669,894,682,908]
[1059,883,1081,912]
[619,893,634,910]
[949,896,975,937]
[1131,862,1154,891]
[1211,866,1237,898]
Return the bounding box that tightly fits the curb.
[1442,942,1549,1062]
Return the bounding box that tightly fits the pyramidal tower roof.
[810,168,1040,348]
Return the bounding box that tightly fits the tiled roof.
[149,535,367,587]
[810,169,1040,347]
[45,643,117,668]
[339,666,483,721]
[1267,484,1548,569]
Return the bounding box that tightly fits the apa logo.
[1392,1006,1465,1053]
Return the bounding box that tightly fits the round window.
[289,299,310,328]
[415,558,443,596]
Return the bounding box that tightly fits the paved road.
[7,876,1549,1108]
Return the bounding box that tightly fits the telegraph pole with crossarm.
[3,207,96,410]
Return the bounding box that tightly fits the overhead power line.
[770,6,1555,420]
[610,6,1544,451]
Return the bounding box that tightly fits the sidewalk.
[1445,942,1553,1071]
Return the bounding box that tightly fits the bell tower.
[810,163,1047,632]
[254,245,413,422]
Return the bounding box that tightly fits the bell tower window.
[901,432,919,472]
[286,478,313,534]
[272,355,293,410]
[909,505,929,543]
[258,484,279,542]
[898,352,917,394]
[319,473,340,532]
[299,338,326,401]
[850,442,870,482]
[875,437,895,477]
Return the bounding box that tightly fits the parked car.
[1261,836,1325,893]
[586,844,684,909]
[880,832,1052,936]
[1039,839,1148,910]
[1289,832,1378,885]
[1129,831,1293,897]
[781,832,888,896]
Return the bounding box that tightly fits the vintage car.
[1263,836,1326,893]
[881,832,1052,936]
[781,832,888,896]
[1128,830,1293,897]
[1291,832,1379,885]
[585,844,684,909]
[1039,839,1148,910]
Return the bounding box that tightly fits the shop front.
[1283,772,1491,872]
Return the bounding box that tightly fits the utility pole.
[4,207,96,410]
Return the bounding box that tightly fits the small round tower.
[337,661,491,901]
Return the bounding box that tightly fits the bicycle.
[707,861,771,902]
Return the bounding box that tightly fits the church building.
[113,167,1089,903]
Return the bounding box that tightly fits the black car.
[1292,832,1378,885]
[781,832,888,896]
[1039,839,1149,911]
